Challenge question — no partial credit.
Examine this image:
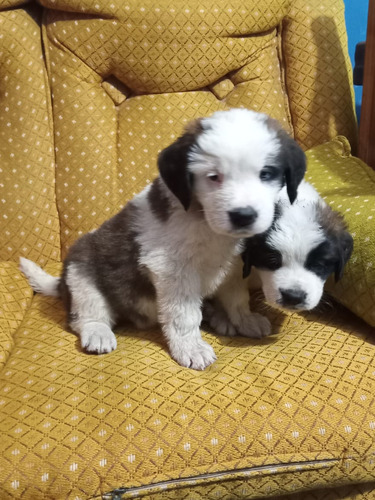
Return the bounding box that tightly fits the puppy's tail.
[19,257,60,298]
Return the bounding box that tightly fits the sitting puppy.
[20,108,306,370]
[204,181,353,338]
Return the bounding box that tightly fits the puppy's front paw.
[235,312,272,339]
[171,338,217,370]
[81,323,117,354]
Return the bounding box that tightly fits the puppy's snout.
[280,288,307,308]
[229,207,258,229]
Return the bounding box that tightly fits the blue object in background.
[344,0,369,120]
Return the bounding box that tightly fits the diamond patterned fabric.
[0,6,61,265]
[1,272,375,498]
[306,137,375,328]
[0,0,30,8]
[43,0,293,254]
[0,263,33,371]
[1,0,375,498]
[282,0,358,151]
[276,484,375,500]
[38,0,359,255]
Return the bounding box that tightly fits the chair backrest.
[0,0,357,262]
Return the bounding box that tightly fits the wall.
[344,0,369,118]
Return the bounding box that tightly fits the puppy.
[20,108,306,370]
[242,180,353,310]
[204,181,353,337]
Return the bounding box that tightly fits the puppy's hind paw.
[236,312,272,339]
[81,322,117,354]
[202,300,237,337]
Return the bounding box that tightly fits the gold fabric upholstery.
[1,1,374,498]
[1,265,375,498]
[43,0,294,253]
[306,137,375,328]
[282,0,358,150]
[0,6,60,264]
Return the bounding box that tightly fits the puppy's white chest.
[135,194,242,298]
[197,236,240,297]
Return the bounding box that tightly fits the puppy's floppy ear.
[241,243,253,279]
[334,230,354,282]
[241,236,261,279]
[157,119,202,211]
[277,130,306,204]
[241,204,282,278]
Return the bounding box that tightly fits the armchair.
[1,1,375,498]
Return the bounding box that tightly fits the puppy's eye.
[207,173,223,183]
[260,166,279,182]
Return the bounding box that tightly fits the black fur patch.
[147,177,171,222]
[242,204,283,278]
[242,234,282,278]
[305,231,353,282]
[275,129,306,204]
[157,120,203,211]
[305,240,340,281]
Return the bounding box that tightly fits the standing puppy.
[20,109,306,370]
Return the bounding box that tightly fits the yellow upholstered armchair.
[1,0,375,498]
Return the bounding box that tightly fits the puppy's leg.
[65,263,117,354]
[156,275,217,370]
[207,260,271,339]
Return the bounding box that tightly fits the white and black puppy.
[242,180,353,311]
[204,181,353,337]
[20,108,306,370]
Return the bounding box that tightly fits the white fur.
[206,180,336,338]
[189,110,281,237]
[203,258,272,338]
[133,188,240,369]
[19,257,60,297]
[254,182,328,311]
[258,268,325,311]
[66,263,117,353]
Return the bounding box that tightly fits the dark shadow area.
[36,290,282,358]
[35,282,375,363]
[202,290,285,349]
[310,16,358,154]
[297,292,375,345]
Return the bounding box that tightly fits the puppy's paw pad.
[204,305,236,337]
[172,339,217,370]
[236,313,272,338]
[81,323,117,354]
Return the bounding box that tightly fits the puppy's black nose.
[229,207,258,228]
[280,288,307,308]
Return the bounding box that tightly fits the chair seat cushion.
[0,262,33,370]
[1,255,375,498]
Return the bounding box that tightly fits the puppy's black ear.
[241,243,253,279]
[241,237,262,279]
[334,231,354,282]
[158,120,202,211]
[241,205,282,279]
[278,130,306,204]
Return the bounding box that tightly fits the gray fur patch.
[59,202,156,327]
